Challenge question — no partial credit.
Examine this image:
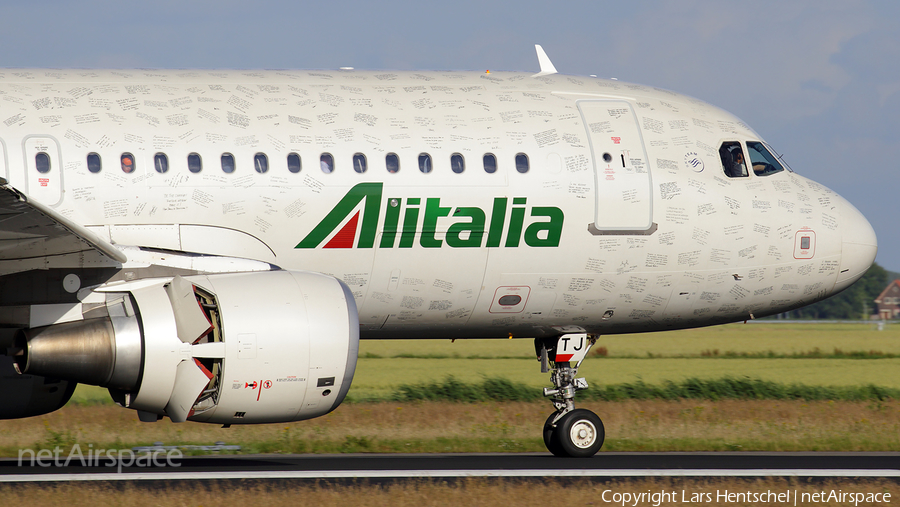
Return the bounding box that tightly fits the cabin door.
[577,100,655,234]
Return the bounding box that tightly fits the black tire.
[549,409,604,457]
[543,412,565,456]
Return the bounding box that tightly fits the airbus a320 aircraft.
[0,47,877,457]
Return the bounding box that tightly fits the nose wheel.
[544,409,605,457]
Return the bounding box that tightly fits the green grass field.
[70,322,900,404]
[347,358,900,399]
[347,321,900,399]
[357,321,900,358]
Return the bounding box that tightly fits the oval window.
[451,153,465,174]
[154,153,169,173]
[418,153,432,173]
[254,153,268,174]
[221,153,236,173]
[515,153,529,173]
[188,153,202,173]
[87,153,102,173]
[121,153,135,174]
[287,153,301,173]
[188,153,203,173]
[353,153,367,174]
[35,152,51,174]
[498,295,522,306]
[483,153,497,174]
[386,153,400,173]
[320,153,334,173]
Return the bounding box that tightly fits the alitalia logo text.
[296,183,564,249]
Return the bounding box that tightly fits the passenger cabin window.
[745,141,785,176]
[35,152,51,174]
[287,153,301,173]
[515,153,529,173]
[121,153,135,174]
[221,153,236,173]
[188,153,202,173]
[386,153,399,173]
[154,153,168,173]
[483,153,497,174]
[719,142,748,178]
[353,153,367,174]
[451,153,465,174]
[254,153,268,174]
[320,153,334,173]
[418,153,432,173]
[87,153,102,173]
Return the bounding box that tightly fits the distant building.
[874,280,900,320]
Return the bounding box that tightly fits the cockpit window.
[719,141,748,178]
[745,141,785,176]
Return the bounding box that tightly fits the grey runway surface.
[1,452,898,482]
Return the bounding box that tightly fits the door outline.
[22,135,64,207]
[577,100,656,236]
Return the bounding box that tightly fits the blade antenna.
[533,44,558,77]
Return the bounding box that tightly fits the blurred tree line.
[779,262,894,320]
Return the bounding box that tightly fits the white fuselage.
[0,69,877,339]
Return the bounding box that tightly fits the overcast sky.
[1,0,897,271]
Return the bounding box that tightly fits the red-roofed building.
[874,280,900,320]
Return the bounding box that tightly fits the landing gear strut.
[536,333,604,457]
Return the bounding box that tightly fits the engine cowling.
[10,270,359,424]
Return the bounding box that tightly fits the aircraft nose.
[832,196,877,293]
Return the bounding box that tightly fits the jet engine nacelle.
[11,270,359,424]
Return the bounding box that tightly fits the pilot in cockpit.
[719,142,748,178]
[732,150,747,177]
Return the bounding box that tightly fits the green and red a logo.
[295,183,564,249]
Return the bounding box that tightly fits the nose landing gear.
[536,333,604,457]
